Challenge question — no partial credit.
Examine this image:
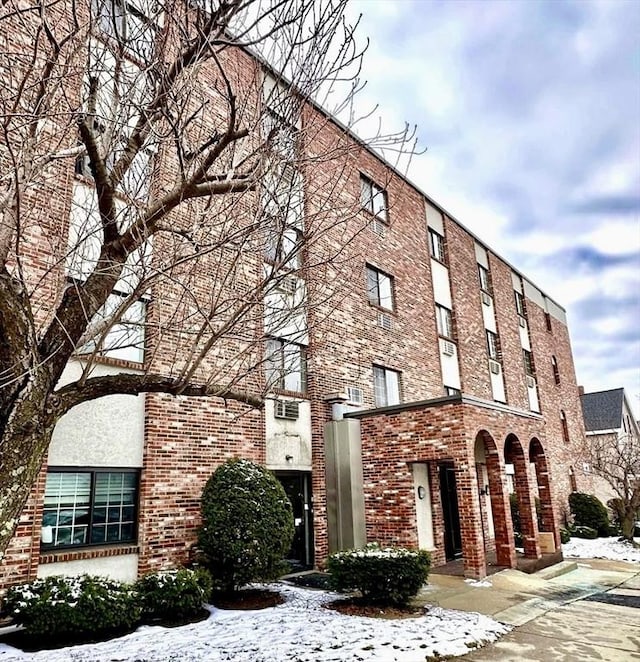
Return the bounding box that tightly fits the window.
[514,291,526,317]
[444,386,461,396]
[265,224,303,270]
[428,229,445,262]
[486,331,500,361]
[551,355,560,385]
[366,266,394,310]
[93,0,158,62]
[265,338,306,392]
[478,265,492,294]
[545,312,553,332]
[435,305,454,339]
[523,349,535,376]
[373,365,401,407]
[560,410,570,443]
[263,109,298,159]
[79,291,146,363]
[41,470,139,549]
[360,175,388,222]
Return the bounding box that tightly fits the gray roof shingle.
[580,388,625,431]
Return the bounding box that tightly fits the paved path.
[416,558,640,661]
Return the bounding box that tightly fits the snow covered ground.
[0,583,509,662]
[562,535,640,564]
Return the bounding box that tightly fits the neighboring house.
[580,387,640,505]
[0,4,595,586]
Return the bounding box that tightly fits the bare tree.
[0,0,417,556]
[586,432,640,542]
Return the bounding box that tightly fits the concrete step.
[535,560,578,580]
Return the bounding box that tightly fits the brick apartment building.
[0,1,593,586]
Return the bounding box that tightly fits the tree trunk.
[620,508,636,542]
[0,399,56,559]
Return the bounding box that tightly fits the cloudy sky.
[342,0,640,415]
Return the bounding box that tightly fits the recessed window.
[360,175,388,223]
[478,265,492,294]
[560,410,570,443]
[545,312,553,332]
[551,355,560,385]
[265,224,303,270]
[436,305,454,339]
[265,338,307,393]
[444,386,461,396]
[523,349,535,376]
[366,265,394,311]
[93,0,158,61]
[486,331,500,361]
[373,365,401,407]
[42,470,139,549]
[262,109,298,159]
[514,291,526,317]
[428,229,445,262]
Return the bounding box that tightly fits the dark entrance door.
[275,472,314,569]
[439,463,462,560]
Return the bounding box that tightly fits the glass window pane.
[373,367,386,406]
[360,177,372,211]
[91,526,106,544]
[106,524,121,542]
[378,274,393,310]
[385,370,400,406]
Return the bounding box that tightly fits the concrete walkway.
[416,558,640,661]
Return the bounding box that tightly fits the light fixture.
[417,486,426,500]
[285,454,293,462]
[479,484,490,496]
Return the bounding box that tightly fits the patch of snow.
[562,536,640,563]
[0,584,510,661]
[464,578,492,588]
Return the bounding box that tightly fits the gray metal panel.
[523,279,545,309]
[425,201,444,234]
[475,242,489,268]
[545,297,567,324]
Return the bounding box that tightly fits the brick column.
[532,453,560,548]
[456,459,487,579]
[486,448,516,568]
[511,451,541,559]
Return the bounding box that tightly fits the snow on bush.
[328,542,431,606]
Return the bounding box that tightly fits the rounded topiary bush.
[569,492,610,536]
[135,567,212,622]
[198,458,294,593]
[3,574,140,639]
[327,543,431,607]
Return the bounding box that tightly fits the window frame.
[265,337,307,393]
[478,264,492,294]
[435,304,454,339]
[551,355,561,385]
[41,468,140,551]
[523,349,535,377]
[428,228,446,263]
[360,175,388,223]
[366,265,395,311]
[514,291,526,318]
[486,330,500,361]
[373,364,402,407]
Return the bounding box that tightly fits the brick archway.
[505,434,541,560]
[475,431,516,569]
[529,437,560,548]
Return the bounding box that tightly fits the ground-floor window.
[41,469,139,549]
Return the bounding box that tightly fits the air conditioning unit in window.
[274,399,300,420]
[371,218,386,237]
[378,312,393,331]
[489,359,501,375]
[526,375,536,389]
[481,292,492,306]
[519,316,526,328]
[442,340,455,356]
[346,386,364,404]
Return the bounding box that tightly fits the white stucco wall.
[49,360,145,467]
[37,554,139,582]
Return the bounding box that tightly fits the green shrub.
[569,492,610,536]
[3,574,140,639]
[327,543,431,607]
[560,527,571,544]
[573,525,598,539]
[198,458,294,593]
[136,567,212,622]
